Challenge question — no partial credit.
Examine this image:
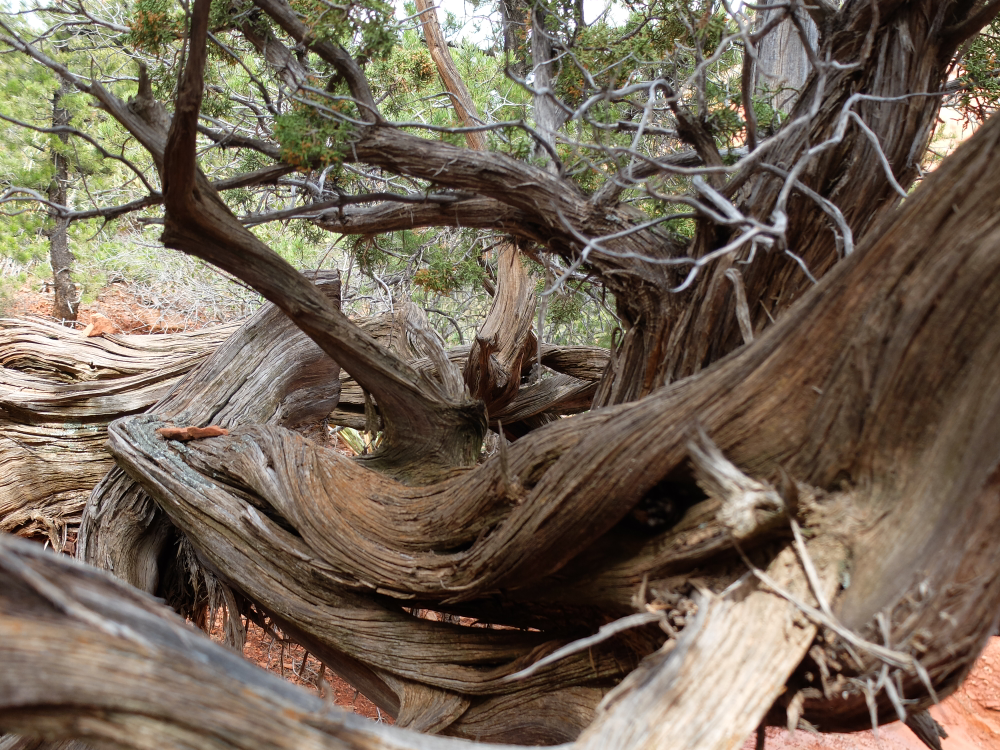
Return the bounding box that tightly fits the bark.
[0,531,841,750]
[464,244,537,417]
[5,1,1000,748]
[78,272,342,607]
[47,79,76,323]
[499,0,528,77]
[654,0,968,389]
[753,7,819,117]
[530,7,567,163]
[585,0,960,405]
[150,30,484,478]
[414,0,487,151]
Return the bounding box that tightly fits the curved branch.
[314,196,545,241]
[197,124,283,159]
[158,0,485,478]
[249,0,379,121]
[941,0,1000,52]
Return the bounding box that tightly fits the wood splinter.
[155,425,230,441]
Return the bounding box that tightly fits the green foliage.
[367,45,437,116]
[547,288,583,328]
[412,245,484,294]
[274,101,352,169]
[956,17,1000,124]
[351,235,391,276]
[291,0,397,62]
[128,0,184,55]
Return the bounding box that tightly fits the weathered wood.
[78,272,342,600]
[0,531,841,750]
[333,340,607,432]
[413,0,487,151]
[578,542,843,750]
[0,318,233,541]
[601,0,965,401]
[6,2,1000,747]
[464,245,537,417]
[0,534,421,750]
[753,7,818,116]
[102,98,1000,740]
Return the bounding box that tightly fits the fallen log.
[0,318,235,543]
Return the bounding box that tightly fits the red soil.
[7,282,219,334]
[743,638,1000,750]
[212,618,390,724]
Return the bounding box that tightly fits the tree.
[46,76,77,322]
[3,1,1000,749]
[0,9,163,321]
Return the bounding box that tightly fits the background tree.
[46,76,76,321]
[4,2,1000,750]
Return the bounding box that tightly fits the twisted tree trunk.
[4,1,1000,749]
[6,77,997,748]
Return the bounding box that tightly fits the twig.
[744,551,937,690]
[789,517,833,620]
[502,611,665,682]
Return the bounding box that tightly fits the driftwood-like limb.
[332,341,607,431]
[655,0,959,388]
[0,319,233,539]
[0,534,417,750]
[465,244,537,415]
[78,273,342,603]
[492,375,595,424]
[578,542,843,750]
[87,103,1000,743]
[8,2,1000,746]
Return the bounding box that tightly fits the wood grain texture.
[103,96,1000,739]
[78,272,342,601]
[0,318,233,541]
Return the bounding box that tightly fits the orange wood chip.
[80,316,115,338]
[155,425,230,441]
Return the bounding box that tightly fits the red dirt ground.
[218,619,390,724]
[7,282,220,333]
